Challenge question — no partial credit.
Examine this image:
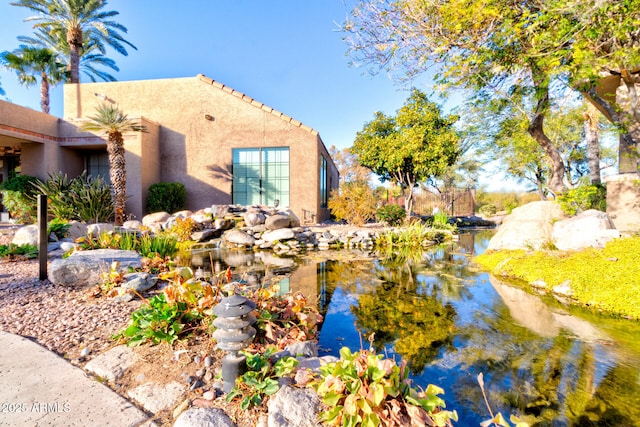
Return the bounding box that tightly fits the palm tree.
[11,0,136,83]
[81,103,147,225]
[0,45,66,113]
[19,28,120,82]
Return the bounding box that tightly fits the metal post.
[38,195,47,281]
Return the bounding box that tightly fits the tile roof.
[197,74,318,136]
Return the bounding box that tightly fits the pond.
[192,230,640,426]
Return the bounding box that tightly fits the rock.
[49,249,142,287]
[267,385,322,427]
[191,229,222,242]
[142,211,171,227]
[279,209,301,228]
[261,228,295,243]
[59,241,76,253]
[67,221,88,240]
[210,205,230,219]
[213,218,234,231]
[87,222,115,237]
[173,210,193,218]
[223,229,256,246]
[121,272,158,293]
[244,210,266,227]
[122,219,143,230]
[11,224,38,246]
[285,341,318,358]
[173,408,237,427]
[552,209,620,251]
[487,201,567,251]
[265,213,292,230]
[84,345,139,383]
[127,381,184,413]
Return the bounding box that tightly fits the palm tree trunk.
[107,131,126,225]
[40,72,50,114]
[67,26,83,83]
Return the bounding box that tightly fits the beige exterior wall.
[605,173,640,232]
[63,75,338,221]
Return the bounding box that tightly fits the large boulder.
[87,223,115,237]
[265,213,293,230]
[222,229,256,247]
[487,201,567,251]
[142,211,171,227]
[11,224,39,246]
[49,249,142,287]
[552,209,620,251]
[261,228,295,243]
[66,221,88,240]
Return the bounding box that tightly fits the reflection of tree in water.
[454,305,640,426]
[351,256,457,374]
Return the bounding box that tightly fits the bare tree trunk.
[528,71,567,196]
[584,104,601,184]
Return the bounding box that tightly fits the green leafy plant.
[376,222,451,249]
[226,347,299,410]
[113,293,192,346]
[429,211,456,231]
[32,172,76,220]
[0,243,38,259]
[310,347,458,427]
[376,204,406,226]
[557,184,607,216]
[47,218,70,240]
[478,203,497,217]
[138,233,178,258]
[100,261,126,294]
[67,174,113,223]
[0,174,39,223]
[147,182,187,214]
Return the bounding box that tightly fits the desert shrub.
[0,174,39,223]
[478,203,497,217]
[557,184,607,216]
[167,217,197,242]
[328,181,378,226]
[32,172,76,220]
[68,174,113,223]
[376,204,406,226]
[147,182,186,214]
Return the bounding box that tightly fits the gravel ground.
[0,258,142,363]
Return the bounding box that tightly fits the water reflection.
[192,231,640,426]
[313,232,640,426]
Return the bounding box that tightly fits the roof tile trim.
[197,74,319,136]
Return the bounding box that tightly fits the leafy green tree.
[11,0,136,83]
[0,45,66,113]
[344,0,639,191]
[81,103,147,225]
[352,89,459,214]
[18,28,119,82]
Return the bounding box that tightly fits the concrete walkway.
[0,330,150,427]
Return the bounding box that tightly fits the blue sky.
[0,0,522,191]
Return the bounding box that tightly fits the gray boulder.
[487,201,567,251]
[121,272,158,292]
[244,210,266,227]
[11,224,38,246]
[552,209,620,251]
[49,249,142,287]
[267,385,321,427]
[262,228,295,243]
[265,213,292,230]
[173,408,236,427]
[67,221,88,240]
[223,229,256,246]
[142,211,171,227]
[87,222,115,237]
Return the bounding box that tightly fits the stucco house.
[0,74,339,222]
